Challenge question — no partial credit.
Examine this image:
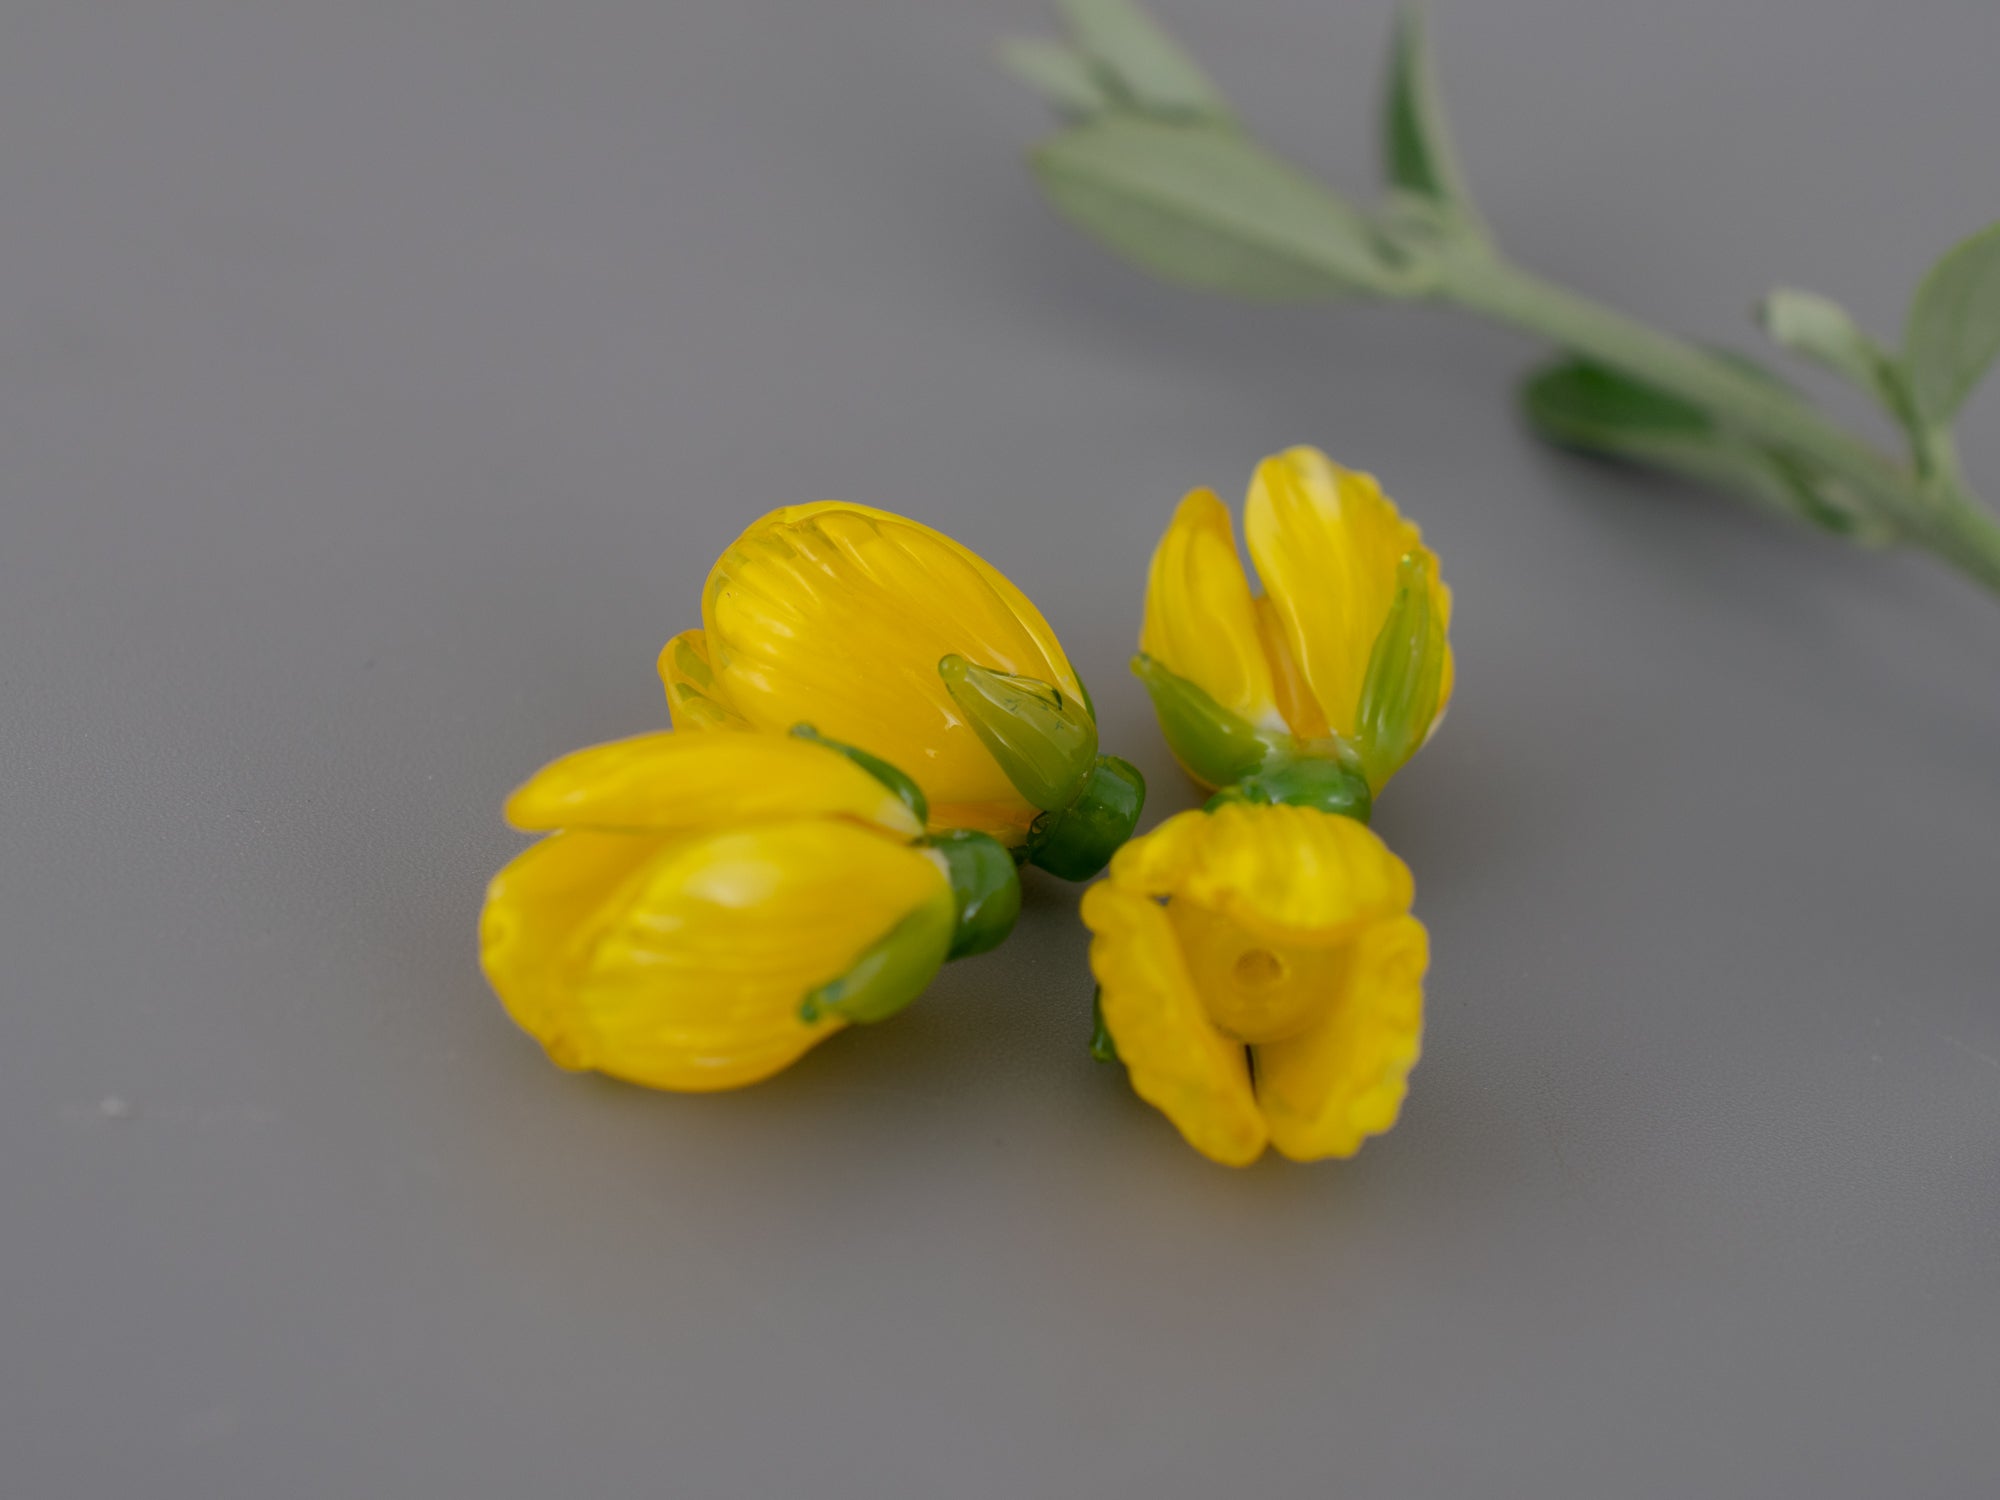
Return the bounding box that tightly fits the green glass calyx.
[1208,751,1372,823]
[1130,653,1278,786]
[937,654,1099,812]
[1353,552,1447,791]
[923,830,1022,960]
[799,890,955,1025]
[1025,754,1146,880]
[1089,986,1120,1064]
[789,722,930,827]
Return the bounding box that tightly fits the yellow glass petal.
[1081,880,1268,1167]
[503,730,924,839]
[1136,802,1414,946]
[479,828,685,1072]
[1100,807,1211,898]
[1165,899,1357,1045]
[1252,595,1330,742]
[702,502,1082,825]
[1243,447,1453,740]
[658,628,751,732]
[492,819,952,1092]
[1252,913,1427,1161]
[1140,488,1283,733]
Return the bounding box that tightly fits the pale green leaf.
[1759,286,1902,409]
[1031,116,1392,300]
[1382,6,1474,215]
[1056,0,1228,120]
[1000,39,1112,120]
[1905,220,2000,423]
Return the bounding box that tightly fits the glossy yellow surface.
[662,502,1086,843]
[481,731,951,1091]
[1139,487,1284,735]
[504,730,925,839]
[1141,446,1454,783]
[1081,803,1427,1165]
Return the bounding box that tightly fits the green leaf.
[1905,220,2000,423]
[1523,356,1711,441]
[1055,0,1228,121]
[1522,356,1890,540]
[1759,286,1903,409]
[1000,39,1112,120]
[1382,6,1475,216]
[1031,116,1394,301]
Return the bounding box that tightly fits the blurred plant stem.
[1003,1,2000,601]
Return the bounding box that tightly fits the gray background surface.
[4,1,1998,1495]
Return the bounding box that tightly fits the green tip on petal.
[789,723,930,827]
[1130,653,1276,787]
[1026,754,1146,880]
[938,654,1100,812]
[923,830,1023,960]
[1353,552,1447,792]
[799,892,955,1026]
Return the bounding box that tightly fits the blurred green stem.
[1442,258,1902,512]
[1440,253,2000,593]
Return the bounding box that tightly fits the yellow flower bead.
[481,731,958,1092]
[663,502,1087,843]
[1081,802,1428,1166]
[1141,447,1454,786]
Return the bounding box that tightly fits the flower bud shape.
[662,501,1143,876]
[1080,801,1427,1166]
[1137,448,1453,795]
[480,731,1018,1091]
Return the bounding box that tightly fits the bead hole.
[1233,947,1286,989]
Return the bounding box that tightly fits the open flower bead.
[1138,446,1454,798]
[1081,802,1427,1166]
[660,501,1143,878]
[480,731,1018,1092]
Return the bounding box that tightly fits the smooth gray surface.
[4,1,1998,1495]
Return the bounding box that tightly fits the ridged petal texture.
[1081,803,1427,1165]
[658,628,751,732]
[1244,447,1453,741]
[481,818,951,1092]
[1141,447,1453,755]
[1105,802,1413,943]
[1081,882,1269,1167]
[502,730,922,839]
[1253,912,1426,1161]
[1139,488,1282,734]
[699,502,1083,837]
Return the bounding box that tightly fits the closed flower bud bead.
[480,731,1018,1091]
[661,501,1144,877]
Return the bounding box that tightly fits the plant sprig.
[1001,1,2000,598]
